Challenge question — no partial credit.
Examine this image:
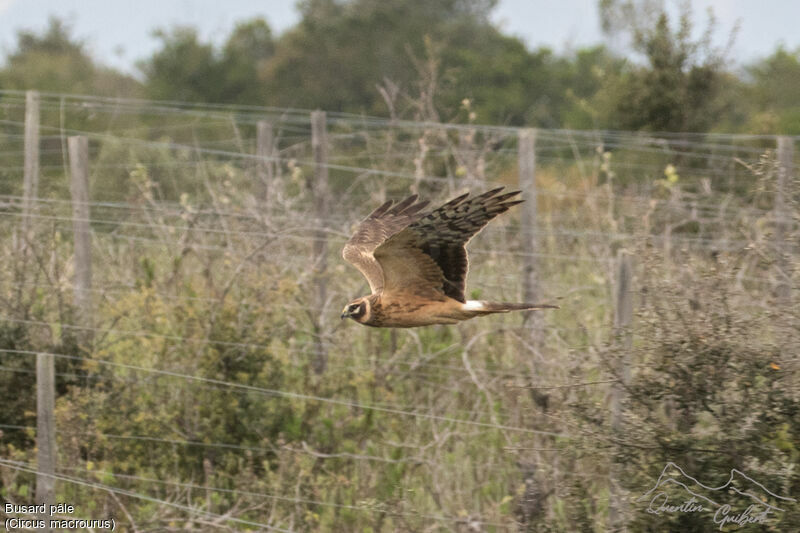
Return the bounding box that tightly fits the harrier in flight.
[341,187,557,327]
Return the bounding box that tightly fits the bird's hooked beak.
[340,307,351,320]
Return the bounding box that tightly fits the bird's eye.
[349,304,359,312]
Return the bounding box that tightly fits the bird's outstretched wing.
[374,187,522,302]
[342,194,430,293]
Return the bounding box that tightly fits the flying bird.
[341,187,557,327]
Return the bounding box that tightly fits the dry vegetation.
[0,91,798,531]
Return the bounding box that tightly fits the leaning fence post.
[775,136,793,306]
[310,111,329,374]
[68,136,93,342]
[609,250,633,532]
[518,129,541,342]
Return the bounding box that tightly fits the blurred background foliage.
[0,0,798,531]
[0,0,799,133]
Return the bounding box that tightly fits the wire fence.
[0,90,797,531]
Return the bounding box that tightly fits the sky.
[1,0,799,77]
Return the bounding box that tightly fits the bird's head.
[341,297,370,323]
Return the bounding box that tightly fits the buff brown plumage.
[341,188,557,327]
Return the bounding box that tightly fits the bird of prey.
[341,187,557,327]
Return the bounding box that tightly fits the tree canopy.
[0,17,139,96]
[1,2,798,133]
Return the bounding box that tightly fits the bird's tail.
[462,300,558,317]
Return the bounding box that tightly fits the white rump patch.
[463,300,485,311]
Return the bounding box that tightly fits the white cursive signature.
[713,504,771,531]
[646,493,706,515]
[636,463,795,530]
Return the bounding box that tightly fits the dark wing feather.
[375,187,522,302]
[342,194,430,293]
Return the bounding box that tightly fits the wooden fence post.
[22,90,40,240]
[25,90,53,532]
[35,352,56,532]
[15,90,40,307]
[609,250,633,532]
[518,129,541,342]
[68,136,93,341]
[310,111,329,374]
[776,136,793,306]
[257,120,275,205]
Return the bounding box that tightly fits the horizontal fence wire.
[0,347,574,439]
[0,458,293,532]
[1,90,796,530]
